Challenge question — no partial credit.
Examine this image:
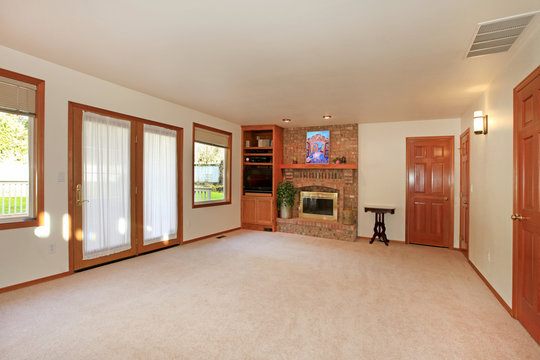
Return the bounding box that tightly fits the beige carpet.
[0,230,539,359]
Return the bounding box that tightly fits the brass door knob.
[511,214,523,221]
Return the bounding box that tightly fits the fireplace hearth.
[277,124,358,241]
[276,170,357,242]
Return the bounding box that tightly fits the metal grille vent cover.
[467,13,537,58]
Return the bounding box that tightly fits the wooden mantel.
[280,163,357,170]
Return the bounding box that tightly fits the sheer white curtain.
[143,124,177,245]
[82,111,131,259]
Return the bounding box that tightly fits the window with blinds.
[0,69,44,229]
[193,123,232,207]
[0,75,37,115]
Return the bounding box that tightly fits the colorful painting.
[306,130,329,164]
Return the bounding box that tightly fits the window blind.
[194,126,229,148]
[0,75,37,115]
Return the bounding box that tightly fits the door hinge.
[135,186,138,195]
[135,135,138,143]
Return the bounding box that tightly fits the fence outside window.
[0,181,29,216]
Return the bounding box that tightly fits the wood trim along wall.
[0,271,71,294]
[459,128,470,257]
[192,122,232,209]
[405,136,455,248]
[183,227,241,245]
[0,226,236,294]
[512,64,540,319]
[468,259,513,316]
[67,102,74,273]
[178,128,184,244]
[0,68,45,230]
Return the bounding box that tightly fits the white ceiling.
[0,1,539,127]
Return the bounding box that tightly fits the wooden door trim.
[405,136,455,247]
[512,65,540,318]
[460,128,470,257]
[68,103,75,273]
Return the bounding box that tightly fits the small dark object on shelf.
[333,156,346,164]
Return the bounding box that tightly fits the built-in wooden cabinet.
[241,125,283,231]
[241,194,274,228]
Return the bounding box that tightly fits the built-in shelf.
[244,162,273,166]
[280,163,357,169]
[241,125,283,232]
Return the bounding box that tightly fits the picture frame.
[306,130,330,164]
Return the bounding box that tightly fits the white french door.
[70,103,182,270]
[81,112,132,259]
[136,124,179,252]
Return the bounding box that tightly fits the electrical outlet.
[48,243,56,254]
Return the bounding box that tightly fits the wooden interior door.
[460,129,470,254]
[406,136,454,247]
[514,65,540,343]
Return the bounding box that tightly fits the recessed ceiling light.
[282,118,291,122]
[323,115,332,119]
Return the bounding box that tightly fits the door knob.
[444,197,448,201]
[511,214,523,221]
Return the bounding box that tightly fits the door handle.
[463,201,469,205]
[444,197,448,201]
[75,184,89,206]
[511,214,524,221]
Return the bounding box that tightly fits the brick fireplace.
[276,124,358,241]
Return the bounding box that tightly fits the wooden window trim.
[192,122,232,208]
[0,68,44,230]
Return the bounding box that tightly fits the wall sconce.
[473,110,488,134]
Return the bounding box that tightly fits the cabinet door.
[242,197,258,224]
[256,198,273,225]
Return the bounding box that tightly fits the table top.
[364,206,396,214]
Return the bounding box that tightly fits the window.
[0,69,44,229]
[193,123,232,207]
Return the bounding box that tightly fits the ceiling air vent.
[466,13,536,58]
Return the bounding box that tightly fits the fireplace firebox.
[299,191,338,221]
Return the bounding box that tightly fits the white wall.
[0,46,241,289]
[357,119,461,247]
[459,20,540,307]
